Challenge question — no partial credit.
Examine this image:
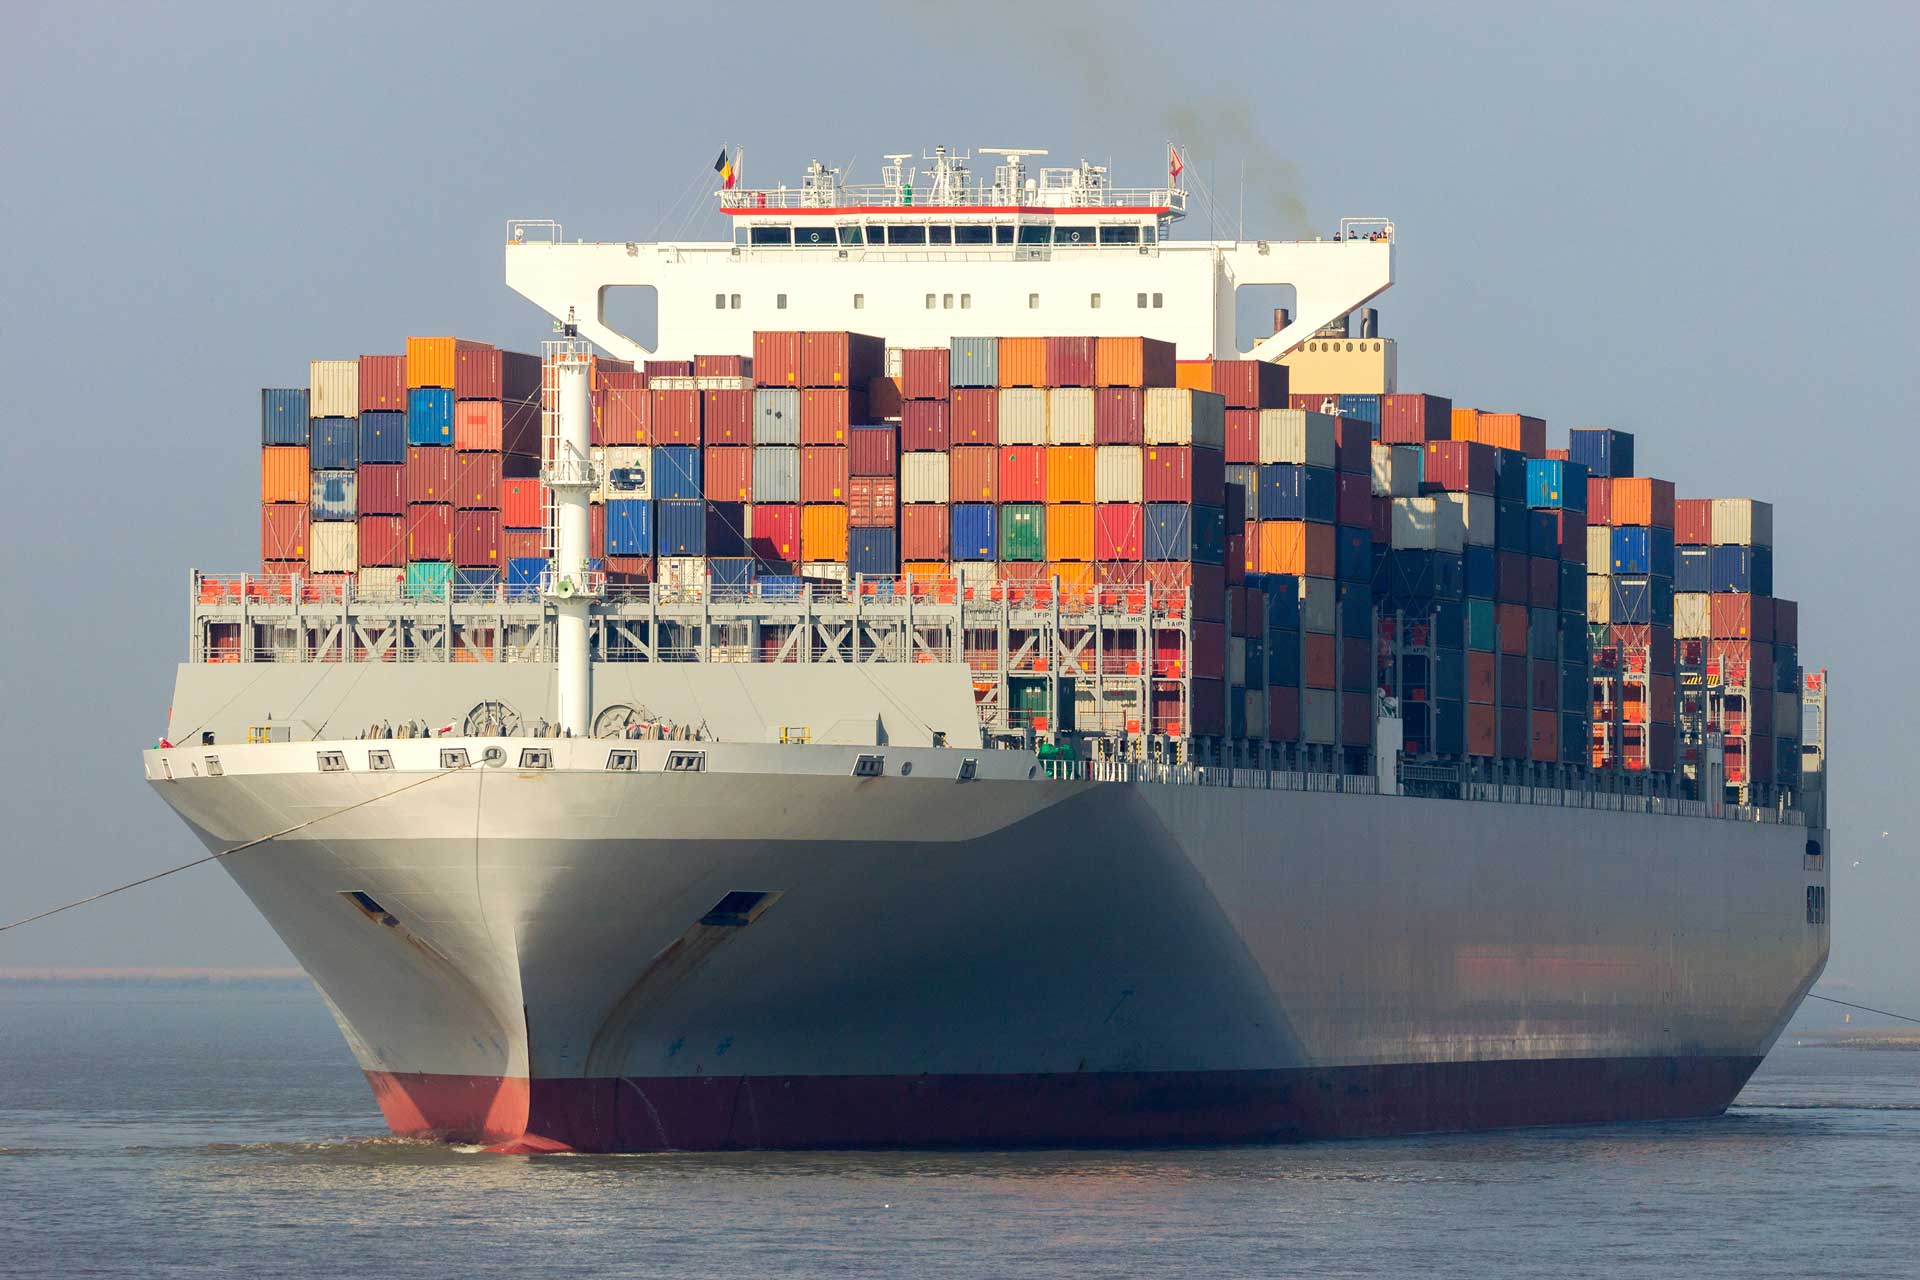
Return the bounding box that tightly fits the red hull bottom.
[367,1056,1764,1152]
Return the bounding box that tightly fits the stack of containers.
[1526,456,1591,766]
[899,346,951,582]
[1377,432,1464,757]
[749,334,801,576]
[591,364,650,587]
[1673,496,1788,790]
[1419,439,1508,758]
[754,331,884,584]
[260,388,310,580]
[947,337,998,594]
[1587,469,1676,774]
[355,354,408,598]
[306,361,359,595]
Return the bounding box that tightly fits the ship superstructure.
[145,147,1830,1152]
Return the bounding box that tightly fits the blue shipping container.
[1337,581,1370,637]
[1145,504,1192,561]
[1263,573,1301,631]
[1526,459,1589,511]
[1337,394,1382,427]
[1675,545,1712,593]
[1256,464,1306,520]
[1610,574,1674,626]
[1303,466,1338,523]
[309,417,358,469]
[1495,499,1529,553]
[261,389,309,446]
[1493,450,1528,504]
[359,411,407,464]
[848,528,898,577]
[1336,525,1371,584]
[1192,503,1227,565]
[1710,544,1774,594]
[708,557,756,590]
[655,499,708,556]
[506,556,546,601]
[755,574,806,600]
[1465,545,1497,599]
[1528,508,1560,558]
[1529,607,1558,659]
[310,470,356,520]
[1225,465,1259,523]
[1559,560,1585,613]
[1567,428,1634,479]
[949,337,999,388]
[653,446,702,501]
[407,387,454,446]
[951,503,996,560]
[606,499,654,556]
[1268,628,1302,686]
[1611,525,1674,577]
[455,568,501,595]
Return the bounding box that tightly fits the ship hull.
[146,740,1827,1151]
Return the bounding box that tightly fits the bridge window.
[867,225,888,244]
[1144,225,1157,244]
[1055,225,1096,245]
[838,225,864,245]
[928,225,952,244]
[795,226,834,246]
[1018,225,1052,246]
[749,226,793,246]
[995,226,1014,244]
[955,224,993,245]
[1101,225,1141,245]
[889,225,927,245]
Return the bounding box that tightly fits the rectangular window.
[368,750,393,771]
[960,293,971,309]
[942,293,954,309]
[730,294,741,309]
[518,748,553,770]
[1152,293,1164,308]
[1028,293,1040,309]
[1017,225,1052,245]
[665,750,707,773]
[776,294,787,309]
[204,756,223,777]
[795,226,834,246]
[1137,293,1148,308]
[853,294,865,309]
[955,224,993,245]
[439,748,469,770]
[1101,225,1142,245]
[1090,293,1101,309]
[1806,885,1827,925]
[838,226,864,245]
[1144,225,1158,244]
[317,751,347,773]
[716,293,726,310]
[852,755,885,778]
[926,294,937,309]
[995,226,1014,244]
[889,225,927,245]
[1055,225,1096,245]
[928,225,952,244]
[867,225,887,244]
[748,226,793,246]
[606,750,638,772]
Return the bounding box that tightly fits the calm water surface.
[1,982,1915,1277]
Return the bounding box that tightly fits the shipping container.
[1442,492,1495,547]
[848,527,898,577]
[606,499,654,556]
[1094,445,1145,503]
[997,388,1047,445]
[1254,408,1337,468]
[1254,520,1338,577]
[901,398,950,451]
[1608,477,1676,529]
[406,387,454,446]
[997,336,1047,388]
[450,452,501,510]
[901,504,949,560]
[1423,441,1496,494]
[1474,412,1547,457]
[1371,443,1420,498]
[357,410,407,465]
[1711,497,1774,547]
[1144,388,1227,448]
[357,355,406,413]
[1526,459,1588,510]
[1095,503,1144,560]
[650,445,701,501]
[304,417,355,470]
[999,446,1047,503]
[1000,503,1046,561]
[642,388,697,445]
[453,509,501,567]
[1567,428,1634,478]
[501,478,543,529]
[309,470,355,521]
[849,425,897,477]
[261,503,310,562]
[404,337,487,392]
[901,452,949,504]
[950,446,997,502]
[1333,417,1372,474]
[259,447,309,503]
[1045,502,1095,561]
[751,447,800,504]
[748,503,801,565]
[900,346,950,400]
[951,504,997,560]
[1045,336,1097,387]
[405,560,454,600]
[949,337,999,388]
[702,446,753,502]
[1675,498,1713,545]
[356,515,403,567]
[1389,496,1467,553]
[799,387,867,445]
[799,503,849,562]
[752,387,800,445]
[1143,445,1227,505]
[800,445,850,504]
[868,375,902,423]
[703,388,752,445]
[753,331,803,386]
[502,528,543,561]
[848,475,898,527]
[260,389,310,446]
[406,503,454,561]
[1045,446,1095,504]
[309,360,359,420]
[1046,387,1095,444]
[403,445,455,505]
[801,331,884,388]
[1378,393,1451,444]
[1094,336,1176,388]
[1209,360,1289,409]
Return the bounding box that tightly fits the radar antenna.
[981,148,1048,204]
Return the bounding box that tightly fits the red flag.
[1168,145,1184,182]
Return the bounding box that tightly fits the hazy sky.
[1,2,1914,1008]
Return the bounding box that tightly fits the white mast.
[543,314,599,737]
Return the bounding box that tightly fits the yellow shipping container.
[1044,446,1095,504]
[801,503,849,562]
[1045,503,1095,561]
[260,447,310,503]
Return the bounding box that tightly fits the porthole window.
[900,760,914,777]
[1346,342,1354,352]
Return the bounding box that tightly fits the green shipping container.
[999,503,1046,561]
[1008,676,1075,732]
[1466,598,1496,652]
[406,560,453,601]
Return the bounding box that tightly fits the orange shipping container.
[800,446,850,503]
[1174,359,1213,392]
[903,559,950,585]
[997,337,1047,388]
[405,337,489,390]
[1608,477,1676,529]
[704,446,753,501]
[1045,503,1095,561]
[801,504,849,561]
[1044,446,1095,504]
[1450,407,1481,441]
[950,446,997,501]
[1254,520,1336,577]
[1475,412,1546,457]
[1094,336,1177,388]
[261,447,309,503]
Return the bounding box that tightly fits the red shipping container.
[1095,387,1146,445]
[1531,658,1558,710]
[1587,476,1613,526]
[1378,393,1451,444]
[1555,509,1587,564]
[694,353,751,378]
[1303,633,1336,688]
[357,515,404,567]
[1336,472,1372,525]
[1675,498,1713,545]
[406,503,453,561]
[1774,599,1799,646]
[1045,336,1097,387]
[951,387,998,444]
[453,452,501,510]
[950,446,998,502]
[598,385,649,446]
[1529,709,1558,763]
[1095,503,1144,559]
[902,504,949,560]
[454,509,501,567]
[598,368,648,393]
[900,347,951,400]
[357,463,405,516]
[868,375,902,422]
[1209,360,1288,409]
[1498,602,1528,654]
[501,478,544,529]
[901,399,951,451]
[748,503,801,565]
[800,387,868,445]
[800,446,850,503]
[1370,495,1392,546]
[801,331,885,389]
[1529,556,1558,608]
[405,446,456,504]
[1096,559,1147,587]
[1334,417,1371,473]
[849,476,899,527]
[753,331,804,386]
[649,388,701,444]
[644,359,693,378]
[1341,692,1372,746]
[1143,445,1226,505]
[704,446,753,502]
[1224,409,1259,464]
[357,354,407,413]
[502,528,544,561]
[999,446,1047,502]
[1467,651,1495,703]
[1546,447,1570,461]
[1268,686,1301,741]
[1147,561,1226,621]
[454,398,540,454]
[850,425,898,477]
[604,555,654,583]
[703,388,752,445]
[261,504,310,561]
[1190,621,1227,680]
[1423,441,1496,494]
[590,503,606,559]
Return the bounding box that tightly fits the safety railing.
[718,185,1184,211]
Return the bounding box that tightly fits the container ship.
[146,147,1831,1152]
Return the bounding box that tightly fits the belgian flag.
[714,148,736,190]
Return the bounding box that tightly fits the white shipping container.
[1587,525,1611,566]
[356,566,405,601]
[1074,684,1143,734]
[1587,573,1611,624]
[1094,445,1145,502]
[802,561,849,584]
[1441,492,1495,547]
[657,556,707,591]
[309,521,358,574]
[885,346,904,377]
[1711,497,1774,547]
[1298,575,1337,635]
[1391,496,1466,553]
[595,446,651,502]
[955,561,997,592]
[1371,443,1420,497]
[1255,408,1337,467]
[309,359,359,419]
[1775,690,1800,737]
[1229,636,1247,688]
[1144,388,1227,448]
[753,388,800,445]
[998,388,1048,444]
[1045,387,1095,444]
[1675,591,1712,637]
[901,452,950,503]
[1301,687,1337,744]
